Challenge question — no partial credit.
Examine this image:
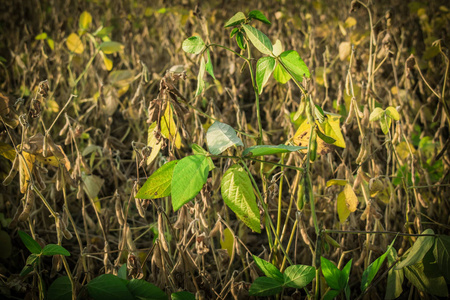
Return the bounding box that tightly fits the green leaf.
[252,255,283,282]
[283,264,315,289]
[380,114,391,135]
[361,239,396,291]
[272,39,283,57]
[48,276,72,300]
[100,41,124,54]
[171,155,209,211]
[369,107,384,122]
[205,49,215,80]
[0,230,12,259]
[433,235,450,281]
[171,291,195,300]
[87,274,134,300]
[279,50,310,82]
[242,144,305,157]
[191,143,214,171]
[236,32,246,50]
[321,257,342,290]
[47,38,55,50]
[18,230,42,254]
[135,160,178,199]
[206,121,244,155]
[35,32,48,40]
[273,63,291,84]
[230,28,239,38]
[224,12,246,28]
[79,11,92,30]
[314,105,325,123]
[396,229,435,270]
[42,244,70,256]
[182,36,205,54]
[386,107,400,121]
[118,264,127,280]
[109,70,135,87]
[385,248,404,300]
[20,254,39,276]
[340,259,352,289]
[249,276,283,296]
[195,57,206,96]
[248,10,271,25]
[324,290,340,300]
[242,24,273,55]
[256,56,276,94]
[404,250,448,297]
[221,164,260,233]
[127,279,167,300]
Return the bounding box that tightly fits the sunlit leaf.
[385,106,400,121]
[205,49,215,80]
[224,12,246,28]
[195,57,206,96]
[272,39,283,57]
[252,255,283,282]
[171,155,209,211]
[79,11,92,30]
[279,50,310,82]
[396,229,435,270]
[248,10,271,25]
[182,36,205,54]
[242,24,273,55]
[322,116,346,148]
[135,160,178,199]
[220,228,234,257]
[326,179,348,187]
[100,41,124,54]
[273,63,291,84]
[283,264,315,289]
[337,184,358,223]
[102,53,113,71]
[369,107,384,122]
[160,103,182,149]
[242,144,304,157]
[35,32,47,40]
[256,56,276,94]
[221,164,260,233]
[206,121,243,155]
[66,33,84,54]
[147,122,162,165]
[19,152,35,193]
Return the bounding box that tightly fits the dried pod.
[298,213,311,246]
[18,189,35,222]
[114,190,125,226]
[157,213,169,252]
[135,197,146,218]
[50,254,63,278]
[3,155,19,186]
[345,98,355,124]
[127,252,144,279]
[33,166,46,191]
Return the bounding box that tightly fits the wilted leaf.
[339,42,351,61]
[205,49,215,80]
[220,228,234,257]
[79,11,92,30]
[100,41,124,54]
[337,184,358,223]
[160,104,181,149]
[147,122,162,165]
[369,107,384,122]
[196,57,206,96]
[385,106,400,121]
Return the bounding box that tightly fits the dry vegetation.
[0,0,449,299]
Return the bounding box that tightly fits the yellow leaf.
[0,142,16,161]
[93,196,101,212]
[147,122,162,165]
[396,141,416,161]
[344,17,357,28]
[102,53,113,71]
[160,104,181,149]
[82,174,104,202]
[66,33,84,54]
[339,42,351,61]
[79,11,92,30]
[337,184,358,223]
[292,119,333,156]
[323,116,346,148]
[45,99,60,113]
[19,152,35,193]
[220,228,235,257]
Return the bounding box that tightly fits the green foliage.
[206,121,244,155]
[361,238,396,291]
[242,24,273,55]
[320,257,352,299]
[135,160,178,199]
[242,144,305,157]
[47,276,72,300]
[221,164,261,233]
[171,155,210,211]
[249,256,315,296]
[181,36,205,54]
